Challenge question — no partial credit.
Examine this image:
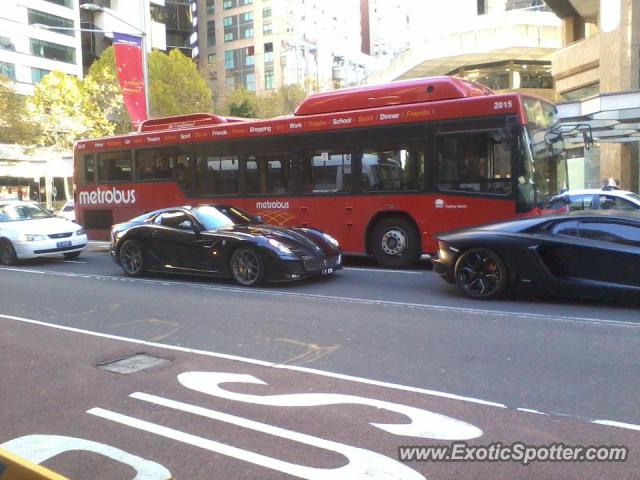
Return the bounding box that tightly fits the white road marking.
[593,420,640,431]
[516,408,548,415]
[2,434,171,480]
[343,267,423,275]
[1,312,638,432]
[178,371,483,440]
[1,266,639,328]
[62,260,87,264]
[89,402,425,480]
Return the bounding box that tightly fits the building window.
[241,27,253,39]
[263,21,272,35]
[206,0,215,15]
[223,16,233,27]
[207,20,216,46]
[265,67,274,90]
[245,46,255,65]
[263,7,272,18]
[28,9,75,36]
[30,38,76,63]
[477,0,487,15]
[208,53,216,64]
[264,42,273,63]
[246,73,256,91]
[242,12,253,22]
[223,0,237,10]
[224,32,236,42]
[44,0,73,7]
[240,0,253,5]
[31,67,51,84]
[224,50,235,69]
[0,61,16,80]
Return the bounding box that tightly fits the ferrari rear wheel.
[454,248,508,299]
[230,247,264,286]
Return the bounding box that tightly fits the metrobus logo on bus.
[78,188,137,205]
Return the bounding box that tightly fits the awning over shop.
[557,90,640,144]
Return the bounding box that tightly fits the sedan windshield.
[193,206,259,230]
[0,203,53,222]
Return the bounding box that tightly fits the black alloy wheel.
[0,240,17,266]
[119,240,146,276]
[230,247,264,286]
[63,251,81,260]
[454,248,508,299]
[370,216,421,268]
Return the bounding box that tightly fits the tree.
[148,49,213,117]
[255,84,307,118]
[85,47,131,134]
[27,71,114,149]
[0,76,35,144]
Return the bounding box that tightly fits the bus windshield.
[517,98,569,211]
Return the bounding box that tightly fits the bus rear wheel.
[370,217,421,268]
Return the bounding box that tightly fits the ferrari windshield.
[194,205,260,230]
[0,203,53,222]
[517,98,569,211]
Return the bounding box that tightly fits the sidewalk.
[87,241,110,252]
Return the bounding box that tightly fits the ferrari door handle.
[151,230,158,238]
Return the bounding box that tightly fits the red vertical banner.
[113,33,148,128]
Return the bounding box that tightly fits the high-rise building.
[364,0,559,102]
[544,0,639,192]
[362,0,412,60]
[197,0,372,96]
[0,0,83,94]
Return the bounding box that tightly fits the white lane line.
[343,267,424,275]
[3,312,639,431]
[593,420,640,432]
[1,266,639,328]
[516,408,548,415]
[62,260,87,264]
[0,313,502,407]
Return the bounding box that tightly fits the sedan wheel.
[0,240,17,266]
[230,247,264,286]
[119,240,146,276]
[454,248,508,299]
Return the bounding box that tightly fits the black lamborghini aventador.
[110,205,342,285]
[433,211,640,300]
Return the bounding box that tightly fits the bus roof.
[294,76,494,116]
[137,113,253,133]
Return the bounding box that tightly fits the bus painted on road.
[74,76,569,267]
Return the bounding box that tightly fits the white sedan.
[0,201,87,265]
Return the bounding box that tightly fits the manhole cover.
[97,353,170,374]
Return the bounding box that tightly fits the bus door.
[432,125,516,236]
[298,147,356,250]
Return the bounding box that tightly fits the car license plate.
[322,268,334,275]
[57,241,72,248]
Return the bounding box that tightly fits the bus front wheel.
[370,217,421,268]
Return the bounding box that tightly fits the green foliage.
[0,76,35,144]
[221,84,308,119]
[148,49,212,117]
[27,71,115,149]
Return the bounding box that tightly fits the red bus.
[74,76,571,267]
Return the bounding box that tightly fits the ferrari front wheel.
[454,248,508,299]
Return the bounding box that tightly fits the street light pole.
[80,3,151,119]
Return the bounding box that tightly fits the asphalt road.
[1,248,639,479]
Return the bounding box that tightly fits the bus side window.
[195,155,239,196]
[246,153,291,195]
[360,143,425,192]
[301,149,352,194]
[84,155,95,183]
[97,150,132,183]
[437,132,511,196]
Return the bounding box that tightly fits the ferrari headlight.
[268,238,292,255]
[322,232,339,247]
[19,234,47,242]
